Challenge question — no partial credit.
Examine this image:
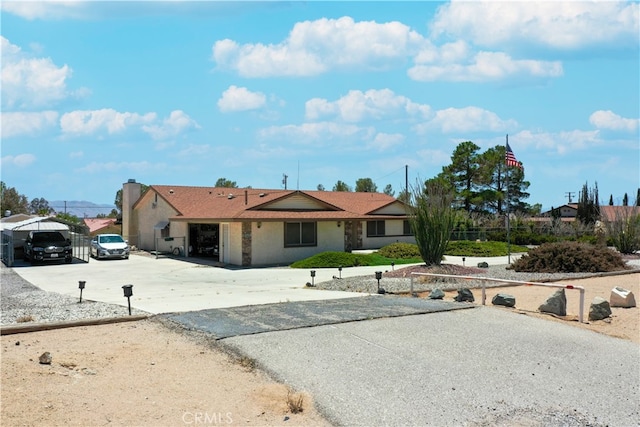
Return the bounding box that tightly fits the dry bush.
[16,315,35,323]
[511,241,628,273]
[286,390,304,414]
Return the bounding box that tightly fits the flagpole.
[506,134,511,264]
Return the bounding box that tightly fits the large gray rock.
[477,262,489,268]
[589,297,612,321]
[610,287,636,308]
[428,289,445,300]
[454,288,475,302]
[492,293,516,307]
[538,288,567,316]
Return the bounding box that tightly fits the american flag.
[505,142,522,169]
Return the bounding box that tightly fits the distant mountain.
[49,200,117,218]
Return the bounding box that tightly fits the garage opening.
[189,223,220,260]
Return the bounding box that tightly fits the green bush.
[376,243,422,259]
[511,241,628,273]
[445,240,529,257]
[290,251,372,268]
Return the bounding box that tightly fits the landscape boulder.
[610,287,636,308]
[492,293,516,307]
[454,288,475,302]
[428,289,445,300]
[538,288,567,316]
[39,352,52,365]
[477,262,489,268]
[589,297,612,321]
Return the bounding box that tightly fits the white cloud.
[0,1,88,20]
[212,16,425,77]
[409,50,562,82]
[589,110,639,132]
[60,109,157,137]
[306,89,431,122]
[177,144,211,157]
[258,122,371,145]
[368,133,404,151]
[1,111,59,138]
[420,106,517,134]
[76,160,165,174]
[142,110,200,140]
[1,153,36,168]
[511,129,602,155]
[430,1,639,50]
[1,37,82,109]
[217,85,266,112]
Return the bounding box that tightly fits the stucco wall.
[226,222,244,266]
[361,219,415,249]
[250,221,345,266]
[135,194,179,253]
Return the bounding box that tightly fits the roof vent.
[228,194,235,199]
[259,193,266,197]
[169,189,174,194]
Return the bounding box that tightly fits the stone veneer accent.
[242,221,252,266]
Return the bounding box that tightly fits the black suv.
[24,231,73,264]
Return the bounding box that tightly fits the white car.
[91,234,130,260]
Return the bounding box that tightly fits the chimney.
[122,179,141,246]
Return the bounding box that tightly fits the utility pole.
[565,192,575,203]
[282,174,288,190]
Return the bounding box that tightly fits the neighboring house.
[541,204,578,218]
[84,218,117,235]
[536,204,638,224]
[121,180,414,266]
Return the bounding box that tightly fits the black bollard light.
[338,265,342,279]
[122,284,133,315]
[375,271,385,294]
[78,281,86,303]
[391,262,395,271]
[310,270,316,287]
[462,257,466,267]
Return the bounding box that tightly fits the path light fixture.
[375,271,385,294]
[462,257,466,267]
[78,281,86,303]
[391,262,395,271]
[338,265,342,279]
[310,270,316,287]
[122,284,133,315]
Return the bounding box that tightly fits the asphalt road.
[223,305,640,426]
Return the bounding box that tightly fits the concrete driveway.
[9,253,518,314]
[10,254,373,314]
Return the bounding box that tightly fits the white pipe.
[411,272,586,323]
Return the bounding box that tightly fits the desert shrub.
[511,241,628,273]
[377,243,421,259]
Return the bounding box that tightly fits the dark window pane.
[301,222,316,244]
[285,222,300,245]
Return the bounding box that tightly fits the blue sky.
[1,1,639,212]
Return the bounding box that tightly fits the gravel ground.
[0,263,148,325]
[313,263,640,294]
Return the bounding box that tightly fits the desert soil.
[1,274,638,426]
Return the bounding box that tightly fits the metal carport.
[1,217,90,266]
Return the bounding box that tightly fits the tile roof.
[84,218,116,233]
[143,185,406,221]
